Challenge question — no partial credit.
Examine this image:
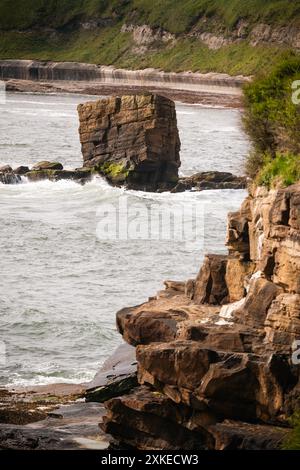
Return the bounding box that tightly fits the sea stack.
[77,94,181,191]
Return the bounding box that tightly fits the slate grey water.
[0,93,249,386]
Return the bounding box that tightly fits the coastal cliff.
[99,183,300,450]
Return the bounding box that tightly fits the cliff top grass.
[243,56,300,186]
[257,153,300,188]
[283,412,300,450]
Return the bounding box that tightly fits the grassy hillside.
[243,56,300,187]
[0,1,299,75]
[1,0,300,32]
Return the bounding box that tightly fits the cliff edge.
[99,183,300,449]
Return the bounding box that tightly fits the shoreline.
[0,59,248,107]
[4,79,243,108]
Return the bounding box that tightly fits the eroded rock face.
[193,254,229,305]
[77,94,181,191]
[102,183,300,450]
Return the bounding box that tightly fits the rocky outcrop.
[189,21,300,50]
[0,165,21,184]
[0,162,93,185]
[78,94,181,191]
[121,24,175,55]
[0,343,135,450]
[85,343,137,402]
[101,183,300,449]
[171,171,247,192]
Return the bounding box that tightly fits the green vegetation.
[283,412,300,450]
[0,0,300,33]
[257,153,300,188]
[98,162,129,181]
[243,57,300,186]
[0,29,291,76]
[0,1,299,75]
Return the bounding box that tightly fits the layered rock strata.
[77,94,181,191]
[101,183,300,449]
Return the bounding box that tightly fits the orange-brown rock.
[104,182,300,450]
[225,256,255,302]
[193,254,229,305]
[77,94,181,191]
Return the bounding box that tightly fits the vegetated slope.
[243,56,300,187]
[0,0,300,75]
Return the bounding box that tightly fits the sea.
[0,92,249,386]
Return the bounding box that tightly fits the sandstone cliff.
[78,94,181,191]
[100,184,300,450]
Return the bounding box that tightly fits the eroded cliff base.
[100,183,300,450]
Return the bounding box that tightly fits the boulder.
[77,94,181,191]
[0,165,13,173]
[116,304,188,346]
[193,254,229,305]
[0,171,21,184]
[25,168,92,184]
[100,386,215,450]
[171,172,247,193]
[31,161,63,170]
[234,277,282,327]
[14,166,30,175]
[137,341,219,392]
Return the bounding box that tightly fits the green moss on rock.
[282,411,300,450]
[97,162,129,182]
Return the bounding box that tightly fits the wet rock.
[32,161,63,171]
[171,171,247,193]
[0,171,21,184]
[77,94,181,192]
[0,165,13,173]
[0,403,109,450]
[85,343,138,402]
[25,168,92,184]
[14,166,30,175]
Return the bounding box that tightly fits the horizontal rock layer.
[78,94,181,191]
[0,60,247,93]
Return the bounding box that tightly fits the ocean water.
[0,93,249,386]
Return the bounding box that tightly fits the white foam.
[219,297,245,320]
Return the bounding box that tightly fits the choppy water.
[0,93,249,386]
